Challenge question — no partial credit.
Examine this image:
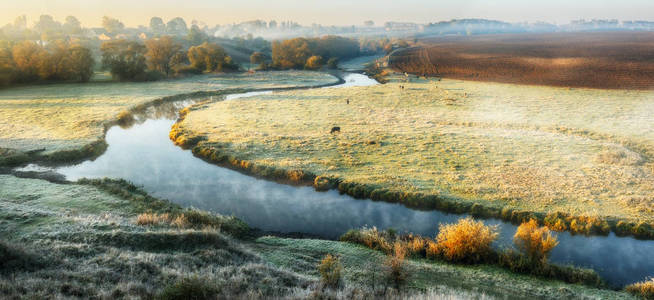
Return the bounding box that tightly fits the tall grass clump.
[318,254,342,289]
[514,219,558,264]
[385,241,408,289]
[158,277,220,300]
[340,227,392,253]
[435,218,498,263]
[626,278,654,299]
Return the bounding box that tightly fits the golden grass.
[435,218,498,263]
[173,75,654,225]
[136,213,171,226]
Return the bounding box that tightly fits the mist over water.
[44,73,654,287]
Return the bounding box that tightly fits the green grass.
[0,174,636,298]
[253,236,632,299]
[172,75,654,237]
[0,71,338,166]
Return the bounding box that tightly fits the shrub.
[425,240,440,259]
[436,218,498,263]
[405,234,427,257]
[159,277,220,300]
[626,278,654,299]
[514,219,558,264]
[385,241,407,289]
[318,254,342,288]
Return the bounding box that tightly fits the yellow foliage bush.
[436,217,498,263]
[514,219,558,263]
[626,278,654,299]
[318,254,342,288]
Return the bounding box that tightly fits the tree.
[102,16,124,35]
[63,16,82,34]
[37,41,72,80]
[68,45,95,82]
[145,36,182,76]
[166,17,187,35]
[13,15,27,30]
[187,42,233,72]
[304,55,323,70]
[101,40,147,81]
[34,15,62,41]
[249,51,265,69]
[0,45,15,86]
[271,38,313,69]
[149,17,166,34]
[187,25,208,46]
[12,41,43,81]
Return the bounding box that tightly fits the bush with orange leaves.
[626,278,654,299]
[514,219,558,264]
[436,217,498,263]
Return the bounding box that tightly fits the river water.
[20,72,654,287]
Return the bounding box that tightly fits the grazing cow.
[346,99,350,104]
[330,126,341,134]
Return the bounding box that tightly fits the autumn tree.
[101,40,147,81]
[188,42,234,72]
[271,38,312,69]
[145,36,182,76]
[12,41,43,81]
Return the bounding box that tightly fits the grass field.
[0,174,634,299]
[172,75,654,236]
[390,32,654,89]
[0,71,338,166]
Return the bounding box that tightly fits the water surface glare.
[51,72,654,287]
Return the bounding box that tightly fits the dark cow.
[330,126,341,134]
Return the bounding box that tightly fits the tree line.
[0,41,94,86]
[0,36,237,86]
[101,37,237,81]
[270,36,360,70]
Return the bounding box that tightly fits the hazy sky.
[2,0,654,27]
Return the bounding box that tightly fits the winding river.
[19,72,654,287]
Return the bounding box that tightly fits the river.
[18,72,654,287]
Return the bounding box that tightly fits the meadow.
[390,32,654,89]
[0,174,635,299]
[172,75,654,237]
[0,71,338,166]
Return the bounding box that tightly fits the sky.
[2,0,654,27]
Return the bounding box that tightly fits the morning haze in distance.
[3,0,654,299]
[2,0,654,25]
